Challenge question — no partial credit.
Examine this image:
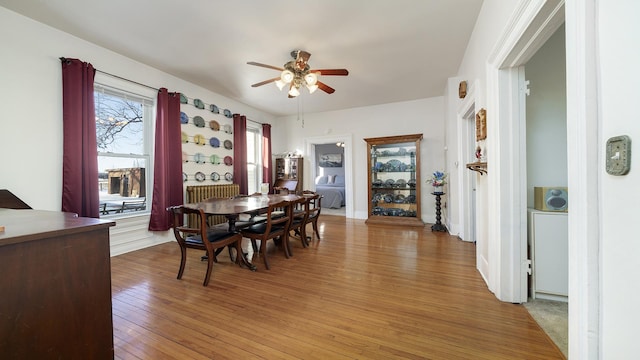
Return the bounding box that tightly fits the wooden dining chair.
[288,196,311,249]
[240,200,292,270]
[168,205,243,286]
[303,191,322,241]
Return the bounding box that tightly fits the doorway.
[305,134,354,218]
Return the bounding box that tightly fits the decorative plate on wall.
[223,109,232,118]
[182,172,187,182]
[195,171,206,182]
[223,124,232,134]
[194,152,206,163]
[180,93,188,104]
[180,112,189,124]
[193,134,206,145]
[224,172,233,181]
[182,151,188,162]
[224,140,233,150]
[209,120,220,131]
[209,104,219,114]
[193,116,205,128]
[211,172,220,181]
[224,156,233,166]
[209,154,220,164]
[193,98,205,109]
[209,137,220,148]
[181,131,188,143]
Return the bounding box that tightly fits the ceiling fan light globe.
[281,70,294,83]
[307,84,318,94]
[304,72,318,86]
[288,86,300,97]
[275,80,286,90]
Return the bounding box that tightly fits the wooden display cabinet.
[364,134,424,227]
[275,157,303,194]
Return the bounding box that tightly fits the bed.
[315,175,345,209]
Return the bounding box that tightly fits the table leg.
[226,214,257,271]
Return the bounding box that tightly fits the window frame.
[246,122,263,195]
[94,74,155,218]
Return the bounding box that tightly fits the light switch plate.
[606,135,631,175]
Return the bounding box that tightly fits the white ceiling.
[0,0,483,116]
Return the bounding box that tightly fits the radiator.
[186,184,240,227]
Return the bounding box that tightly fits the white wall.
[274,98,445,223]
[598,1,640,358]
[0,7,275,255]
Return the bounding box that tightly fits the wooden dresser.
[0,208,115,359]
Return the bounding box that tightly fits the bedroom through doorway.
[305,135,353,218]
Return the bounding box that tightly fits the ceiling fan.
[247,50,349,98]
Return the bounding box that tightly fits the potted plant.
[428,171,447,194]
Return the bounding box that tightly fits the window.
[246,124,262,194]
[94,79,154,217]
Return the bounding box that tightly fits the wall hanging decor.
[476,108,487,141]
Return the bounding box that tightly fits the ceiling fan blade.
[316,81,335,94]
[247,61,284,72]
[312,69,349,76]
[251,77,280,87]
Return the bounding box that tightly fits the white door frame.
[485,0,565,302]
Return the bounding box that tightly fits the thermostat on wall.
[606,135,631,175]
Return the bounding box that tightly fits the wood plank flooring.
[111,215,565,359]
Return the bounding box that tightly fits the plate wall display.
[209,137,220,148]
[209,120,220,131]
[182,172,187,182]
[182,151,188,162]
[193,115,205,127]
[193,98,205,109]
[224,156,233,165]
[195,171,206,182]
[180,112,189,124]
[384,179,395,187]
[223,109,232,118]
[180,93,188,104]
[395,179,406,188]
[211,172,220,181]
[209,154,220,164]
[224,140,233,150]
[224,172,233,181]
[223,124,232,134]
[181,131,188,143]
[193,134,206,145]
[194,152,206,163]
[209,104,219,114]
[407,179,416,188]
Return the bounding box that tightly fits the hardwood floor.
[111,215,565,359]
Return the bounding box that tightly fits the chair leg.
[202,249,215,286]
[177,246,187,280]
[299,225,309,247]
[312,220,320,240]
[283,233,292,258]
[261,239,270,270]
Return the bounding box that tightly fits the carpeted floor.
[524,298,568,358]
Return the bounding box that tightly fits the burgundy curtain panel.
[233,114,248,195]
[61,58,100,218]
[148,88,183,231]
[262,123,273,193]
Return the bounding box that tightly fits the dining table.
[183,193,303,271]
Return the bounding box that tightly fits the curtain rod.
[60,57,159,92]
[248,118,268,126]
